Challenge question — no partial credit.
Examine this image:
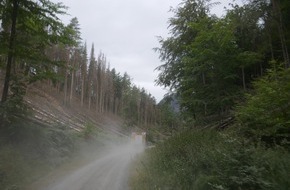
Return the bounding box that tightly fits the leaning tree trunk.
[64,59,69,105]
[81,75,85,107]
[1,0,19,103]
[272,0,290,67]
[69,61,75,105]
[242,66,246,91]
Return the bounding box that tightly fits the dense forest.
[131,0,290,189]
[1,0,290,189]
[153,0,290,139]
[155,0,289,125]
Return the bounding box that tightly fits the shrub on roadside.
[236,66,290,145]
[81,123,99,141]
[130,129,290,190]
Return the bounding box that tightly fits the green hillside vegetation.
[131,129,290,190]
[1,0,290,189]
[131,67,290,189]
[131,0,290,189]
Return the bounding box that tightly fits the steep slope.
[23,82,127,137]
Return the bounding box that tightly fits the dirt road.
[35,143,144,190]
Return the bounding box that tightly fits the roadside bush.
[236,66,290,144]
[130,129,290,190]
[81,123,99,141]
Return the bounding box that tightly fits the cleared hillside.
[21,82,128,137]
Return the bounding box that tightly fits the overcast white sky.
[51,0,240,102]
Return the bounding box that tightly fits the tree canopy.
[0,0,68,102]
[156,0,290,125]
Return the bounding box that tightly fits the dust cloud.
[32,141,145,190]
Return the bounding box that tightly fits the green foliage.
[0,75,31,141]
[0,0,69,102]
[132,0,290,189]
[81,123,99,141]
[236,66,290,141]
[0,88,29,129]
[155,0,290,125]
[63,17,82,47]
[155,0,267,124]
[179,17,242,121]
[131,129,290,190]
[157,94,181,134]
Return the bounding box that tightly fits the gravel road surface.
[35,143,143,190]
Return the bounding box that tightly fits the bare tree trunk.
[81,75,84,107]
[64,70,68,105]
[1,0,19,103]
[70,51,78,104]
[88,83,91,110]
[242,66,246,90]
[272,0,290,67]
[99,89,103,112]
[70,68,74,104]
[64,54,69,105]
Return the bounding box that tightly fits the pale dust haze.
[32,142,144,190]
